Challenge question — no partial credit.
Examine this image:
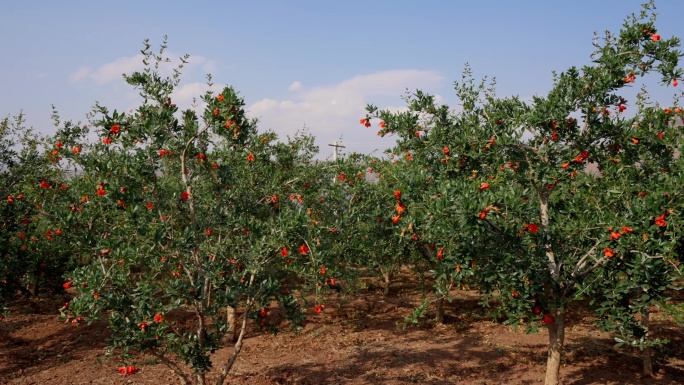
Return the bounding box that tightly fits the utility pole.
[328,141,345,161]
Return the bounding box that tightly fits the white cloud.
[248,70,444,157]
[70,54,145,85]
[170,81,226,116]
[69,52,217,86]
[288,81,302,91]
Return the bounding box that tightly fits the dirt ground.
[1,275,683,385]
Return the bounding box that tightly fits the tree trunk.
[435,296,445,324]
[216,276,255,385]
[226,306,238,343]
[544,309,566,385]
[382,270,392,296]
[642,309,654,377]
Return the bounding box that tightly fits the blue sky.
[2,1,683,158]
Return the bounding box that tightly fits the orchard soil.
[2,270,683,385]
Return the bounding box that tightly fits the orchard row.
[2,4,684,385]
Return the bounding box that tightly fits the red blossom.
[479,182,490,191]
[436,247,444,259]
[40,180,51,189]
[394,190,401,200]
[299,244,309,255]
[543,314,553,325]
[550,130,559,141]
[137,321,150,333]
[391,215,400,224]
[524,223,539,234]
[247,153,255,162]
[443,146,449,155]
[72,146,81,154]
[603,248,615,258]
[110,125,120,134]
[153,313,163,323]
[379,121,386,128]
[118,366,138,376]
[55,141,64,149]
[97,187,106,196]
[651,33,661,41]
[609,230,621,241]
[63,281,73,290]
[217,94,225,101]
[280,247,288,257]
[180,191,190,201]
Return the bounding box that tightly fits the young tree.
[1,113,74,313]
[364,3,683,383]
[56,40,364,385]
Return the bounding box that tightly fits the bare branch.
[573,238,602,278]
[150,348,191,385]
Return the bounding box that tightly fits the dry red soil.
[1,276,683,385]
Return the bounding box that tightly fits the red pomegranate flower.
[118,365,138,375]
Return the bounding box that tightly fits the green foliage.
[0,113,76,310]
[46,42,368,384]
[364,1,684,381]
